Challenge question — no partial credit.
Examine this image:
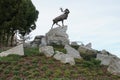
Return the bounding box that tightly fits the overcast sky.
[31,0,120,57]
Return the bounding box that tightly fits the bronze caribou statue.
[51,8,70,29]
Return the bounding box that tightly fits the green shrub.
[71,45,79,50]
[32,71,40,77]
[0,67,3,72]
[4,69,10,74]
[52,78,70,80]
[13,66,20,71]
[64,69,71,77]
[23,71,30,76]
[78,46,98,61]
[75,58,84,64]
[45,70,53,77]
[24,47,39,56]
[13,71,20,76]
[11,75,21,80]
[82,60,94,68]
[54,48,67,54]
[82,58,101,68]
[80,52,97,61]
[41,65,48,71]
[91,58,101,67]
[32,58,39,63]
[53,44,66,53]
[38,78,49,80]
[47,59,55,64]
[50,43,64,48]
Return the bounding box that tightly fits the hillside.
[0,47,120,80]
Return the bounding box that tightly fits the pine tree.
[0,0,39,46]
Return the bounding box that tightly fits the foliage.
[0,0,39,46]
[71,45,79,50]
[41,65,48,71]
[52,44,67,53]
[24,47,39,56]
[80,51,97,61]
[51,43,64,49]
[82,58,101,68]
[0,47,11,53]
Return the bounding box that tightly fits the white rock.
[101,49,110,55]
[0,44,24,57]
[53,51,75,65]
[85,43,92,49]
[71,42,78,46]
[39,46,54,57]
[78,45,97,54]
[96,53,115,65]
[54,51,64,60]
[107,56,120,76]
[31,35,45,47]
[34,38,40,42]
[39,37,47,47]
[65,45,81,59]
[46,25,69,45]
[61,54,75,65]
[31,43,38,48]
[78,43,94,51]
[23,42,31,48]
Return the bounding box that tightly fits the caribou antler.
[60,8,64,12]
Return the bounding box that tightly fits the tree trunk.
[6,33,10,47]
[2,30,6,47]
[10,33,15,47]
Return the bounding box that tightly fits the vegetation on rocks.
[0,47,120,80]
[52,44,67,54]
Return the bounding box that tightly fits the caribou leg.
[56,23,61,27]
[62,20,64,26]
[51,22,55,29]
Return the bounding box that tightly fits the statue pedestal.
[46,25,69,45]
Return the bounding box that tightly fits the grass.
[24,47,39,56]
[0,54,21,62]
[0,47,120,80]
[53,45,67,54]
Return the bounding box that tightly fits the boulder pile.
[24,25,120,76]
[96,52,120,76]
[31,25,69,47]
[39,44,82,65]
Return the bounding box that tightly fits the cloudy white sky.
[31,0,120,57]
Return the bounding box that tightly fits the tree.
[0,0,39,46]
